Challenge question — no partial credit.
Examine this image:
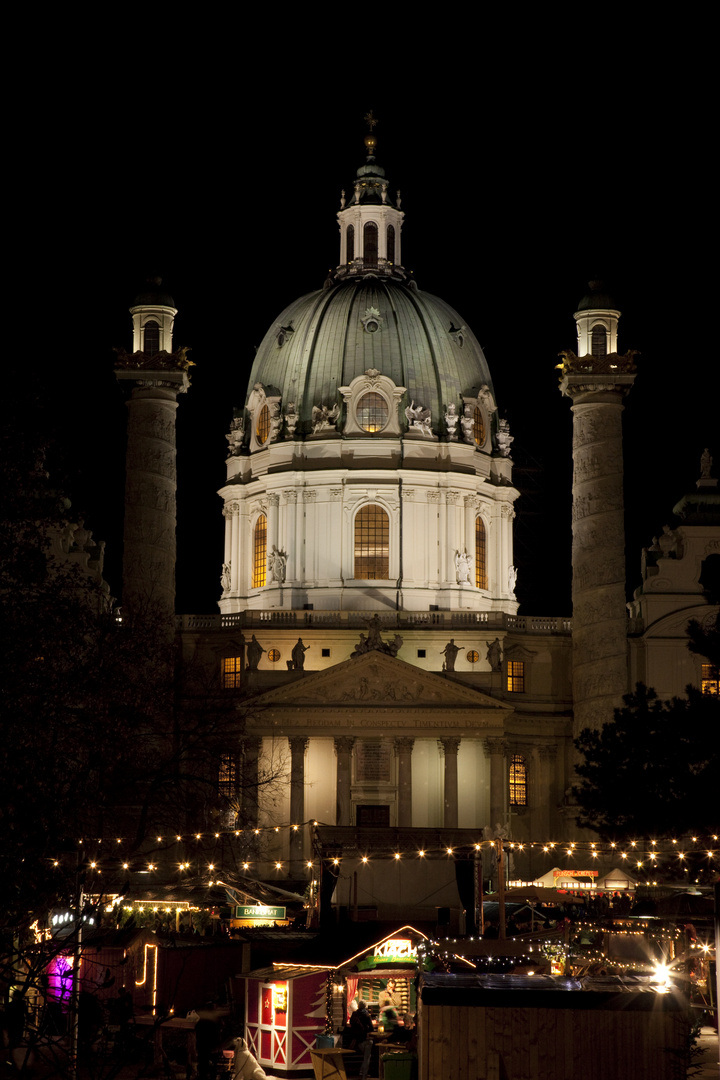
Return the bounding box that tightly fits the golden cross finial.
[364,110,378,131]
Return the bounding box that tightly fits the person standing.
[350,1000,373,1080]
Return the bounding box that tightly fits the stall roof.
[247,965,332,980]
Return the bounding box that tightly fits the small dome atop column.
[129,275,178,355]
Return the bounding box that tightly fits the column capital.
[267,492,280,507]
[535,743,558,759]
[394,737,415,753]
[289,736,309,755]
[334,736,355,755]
[438,736,461,756]
[484,737,508,756]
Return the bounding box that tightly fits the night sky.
[11,66,715,617]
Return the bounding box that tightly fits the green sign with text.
[236,905,286,920]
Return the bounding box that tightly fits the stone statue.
[311,402,340,434]
[485,638,502,672]
[460,405,475,444]
[291,638,309,670]
[340,189,346,209]
[455,549,472,584]
[351,617,402,659]
[220,562,231,593]
[478,385,496,413]
[284,402,299,437]
[445,403,459,441]
[268,546,286,584]
[405,401,432,437]
[700,448,713,479]
[508,565,517,593]
[388,634,403,658]
[246,635,265,672]
[441,639,461,672]
[496,417,514,457]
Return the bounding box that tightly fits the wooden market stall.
[243,965,331,1075]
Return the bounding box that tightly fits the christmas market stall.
[243,965,332,1074]
[333,926,427,1033]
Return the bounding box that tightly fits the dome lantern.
[337,128,405,278]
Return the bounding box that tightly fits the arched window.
[473,407,485,446]
[475,518,487,590]
[591,324,607,358]
[387,224,395,265]
[143,320,160,355]
[354,505,389,579]
[509,755,528,806]
[347,224,354,263]
[252,514,267,588]
[364,222,378,268]
[256,404,270,444]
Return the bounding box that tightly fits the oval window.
[357,392,388,433]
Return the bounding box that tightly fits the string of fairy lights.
[43,821,720,880]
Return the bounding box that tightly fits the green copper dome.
[244,276,495,439]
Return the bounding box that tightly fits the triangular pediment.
[243,651,512,738]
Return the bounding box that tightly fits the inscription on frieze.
[356,740,392,783]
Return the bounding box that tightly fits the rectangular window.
[223,656,242,689]
[507,660,525,693]
[701,664,719,695]
[509,755,528,806]
[218,753,238,798]
[321,648,331,658]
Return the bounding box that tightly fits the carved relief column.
[485,738,508,831]
[289,736,308,875]
[560,352,636,735]
[394,737,415,827]
[115,359,190,628]
[334,737,355,826]
[439,737,461,828]
[241,736,261,828]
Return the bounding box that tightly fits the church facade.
[118,133,718,926]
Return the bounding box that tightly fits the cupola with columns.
[336,120,405,279]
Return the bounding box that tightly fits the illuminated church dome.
[218,135,519,615]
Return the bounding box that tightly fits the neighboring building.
[118,133,718,927]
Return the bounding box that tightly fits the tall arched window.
[591,324,607,358]
[509,755,528,806]
[387,224,395,265]
[363,222,378,268]
[475,518,487,589]
[346,224,354,263]
[354,505,389,579]
[143,320,160,355]
[473,407,485,446]
[252,514,267,588]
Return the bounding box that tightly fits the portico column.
[394,738,414,827]
[439,737,461,828]
[289,737,308,875]
[534,744,558,840]
[485,738,508,832]
[241,737,261,828]
[334,737,355,826]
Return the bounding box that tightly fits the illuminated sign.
[552,870,598,879]
[373,938,416,960]
[236,905,286,920]
[273,983,288,1012]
